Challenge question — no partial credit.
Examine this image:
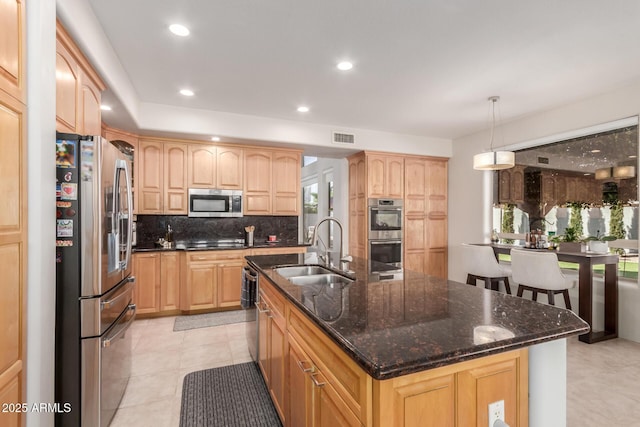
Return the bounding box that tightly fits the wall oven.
[369,239,403,269]
[368,198,403,240]
[188,188,243,217]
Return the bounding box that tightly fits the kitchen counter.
[247,253,589,380]
[133,240,309,252]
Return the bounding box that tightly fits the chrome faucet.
[311,217,352,267]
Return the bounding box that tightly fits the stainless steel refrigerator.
[55,132,136,426]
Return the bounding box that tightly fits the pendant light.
[473,96,515,170]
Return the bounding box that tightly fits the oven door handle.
[102,304,136,348]
[370,240,402,245]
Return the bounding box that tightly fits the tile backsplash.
[135,215,299,245]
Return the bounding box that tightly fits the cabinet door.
[187,263,217,310]
[386,156,404,198]
[79,73,101,135]
[137,140,163,214]
[426,160,448,279]
[217,261,243,307]
[288,335,314,427]
[404,158,426,216]
[273,151,300,215]
[164,143,188,214]
[188,144,216,188]
[133,253,160,314]
[217,146,243,189]
[244,150,272,214]
[55,39,79,133]
[367,155,386,198]
[0,91,26,427]
[457,358,521,427]
[160,252,180,312]
[0,0,26,102]
[312,372,362,427]
[404,215,426,274]
[269,313,287,423]
[257,290,270,382]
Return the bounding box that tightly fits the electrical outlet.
[488,400,505,427]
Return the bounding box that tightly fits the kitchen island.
[247,253,589,427]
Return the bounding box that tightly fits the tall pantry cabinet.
[0,1,27,426]
[348,152,448,279]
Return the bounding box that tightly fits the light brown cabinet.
[132,252,181,314]
[244,148,301,215]
[183,251,244,311]
[374,349,527,427]
[0,3,27,424]
[366,153,404,198]
[137,139,188,214]
[257,280,288,422]
[55,22,105,135]
[187,144,243,189]
[163,143,188,214]
[349,152,448,278]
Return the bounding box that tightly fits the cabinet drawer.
[260,278,286,322]
[288,307,371,425]
[187,250,244,263]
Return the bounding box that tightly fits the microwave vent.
[332,131,355,145]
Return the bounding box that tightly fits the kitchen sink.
[274,265,334,278]
[288,274,354,287]
[273,265,354,287]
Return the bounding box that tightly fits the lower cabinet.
[133,252,180,314]
[257,277,288,423]
[183,250,244,311]
[258,276,528,427]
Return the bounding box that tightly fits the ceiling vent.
[537,156,549,165]
[332,131,355,145]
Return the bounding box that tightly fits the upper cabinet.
[0,0,26,102]
[244,148,301,216]
[366,153,404,198]
[55,21,106,135]
[187,144,243,190]
[137,139,164,214]
[163,143,188,214]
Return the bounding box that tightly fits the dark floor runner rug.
[180,362,283,427]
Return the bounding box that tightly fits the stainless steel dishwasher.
[242,264,259,362]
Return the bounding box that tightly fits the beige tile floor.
[111,316,640,427]
[110,316,252,427]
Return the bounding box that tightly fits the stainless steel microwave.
[188,189,243,217]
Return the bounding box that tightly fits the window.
[493,125,638,279]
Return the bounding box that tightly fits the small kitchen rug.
[173,310,249,332]
[180,362,282,427]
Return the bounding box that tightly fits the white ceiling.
[85,0,640,143]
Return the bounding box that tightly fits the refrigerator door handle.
[117,159,134,271]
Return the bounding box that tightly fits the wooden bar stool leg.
[562,290,572,310]
[517,285,524,298]
[466,274,476,286]
[484,278,491,290]
[532,290,538,302]
[503,277,512,295]
[547,290,555,306]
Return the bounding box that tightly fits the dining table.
[478,243,619,344]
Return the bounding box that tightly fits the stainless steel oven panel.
[369,239,403,268]
[369,228,403,240]
[368,198,403,208]
[81,303,135,427]
[81,276,135,338]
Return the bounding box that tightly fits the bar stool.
[461,244,512,294]
[510,249,576,309]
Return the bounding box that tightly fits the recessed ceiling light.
[180,89,194,96]
[591,149,601,153]
[211,136,220,142]
[297,106,309,113]
[337,61,353,71]
[583,173,591,176]
[169,24,190,37]
[629,155,637,159]
[100,104,112,111]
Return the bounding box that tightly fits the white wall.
[26,1,57,426]
[449,81,640,343]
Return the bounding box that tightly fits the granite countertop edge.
[247,255,590,381]
[133,241,310,253]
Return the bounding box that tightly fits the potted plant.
[584,230,616,253]
[550,226,585,252]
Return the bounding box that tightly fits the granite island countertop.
[246,253,590,380]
